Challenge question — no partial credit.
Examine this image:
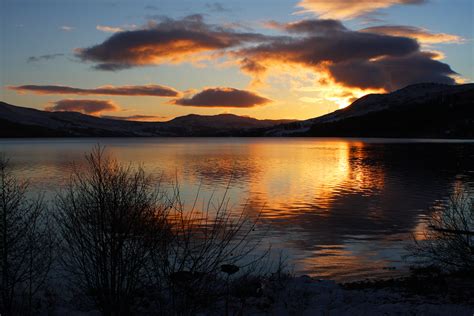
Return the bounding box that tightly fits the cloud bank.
[73,14,460,107]
[236,19,456,91]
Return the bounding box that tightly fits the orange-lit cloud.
[45,99,119,115]
[172,87,271,107]
[235,19,456,95]
[75,14,459,109]
[9,84,179,97]
[296,0,426,20]
[360,25,464,44]
[77,14,269,70]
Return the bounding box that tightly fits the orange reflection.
[6,138,470,281]
[245,141,386,220]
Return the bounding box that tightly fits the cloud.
[96,24,137,33]
[76,14,270,70]
[172,87,271,107]
[236,28,419,71]
[73,14,459,106]
[235,19,456,94]
[360,25,464,44]
[27,53,64,63]
[8,84,179,97]
[327,52,456,90]
[96,25,124,33]
[296,0,426,20]
[264,19,347,34]
[102,114,167,122]
[60,25,74,31]
[205,2,230,12]
[45,99,119,115]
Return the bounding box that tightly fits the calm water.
[1,138,473,281]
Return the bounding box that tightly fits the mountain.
[0,101,295,137]
[167,114,294,130]
[2,83,472,138]
[265,83,474,138]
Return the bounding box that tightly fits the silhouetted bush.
[55,146,268,315]
[145,181,267,314]
[0,155,54,315]
[408,190,474,271]
[55,146,172,315]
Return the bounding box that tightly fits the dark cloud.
[235,19,456,92]
[27,53,64,63]
[265,19,347,34]
[328,52,456,90]
[327,59,387,89]
[373,52,456,89]
[239,58,267,85]
[237,29,419,68]
[102,114,167,122]
[9,84,179,97]
[76,14,269,70]
[172,88,271,108]
[45,99,119,115]
[74,14,457,94]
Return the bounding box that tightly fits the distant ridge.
[0,101,295,137]
[265,83,474,139]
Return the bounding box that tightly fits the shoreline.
[48,271,474,315]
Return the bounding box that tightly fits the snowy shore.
[49,274,473,315]
[258,276,473,316]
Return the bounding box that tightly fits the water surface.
[1,137,473,281]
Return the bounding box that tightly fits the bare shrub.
[408,190,474,271]
[0,155,53,315]
[55,146,271,315]
[55,146,172,315]
[146,183,268,315]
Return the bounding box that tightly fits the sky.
[1,0,473,121]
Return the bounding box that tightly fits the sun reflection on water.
[1,138,472,281]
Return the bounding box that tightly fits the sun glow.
[320,85,385,109]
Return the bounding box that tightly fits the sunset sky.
[1,0,473,121]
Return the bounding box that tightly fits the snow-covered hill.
[266,83,474,138]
